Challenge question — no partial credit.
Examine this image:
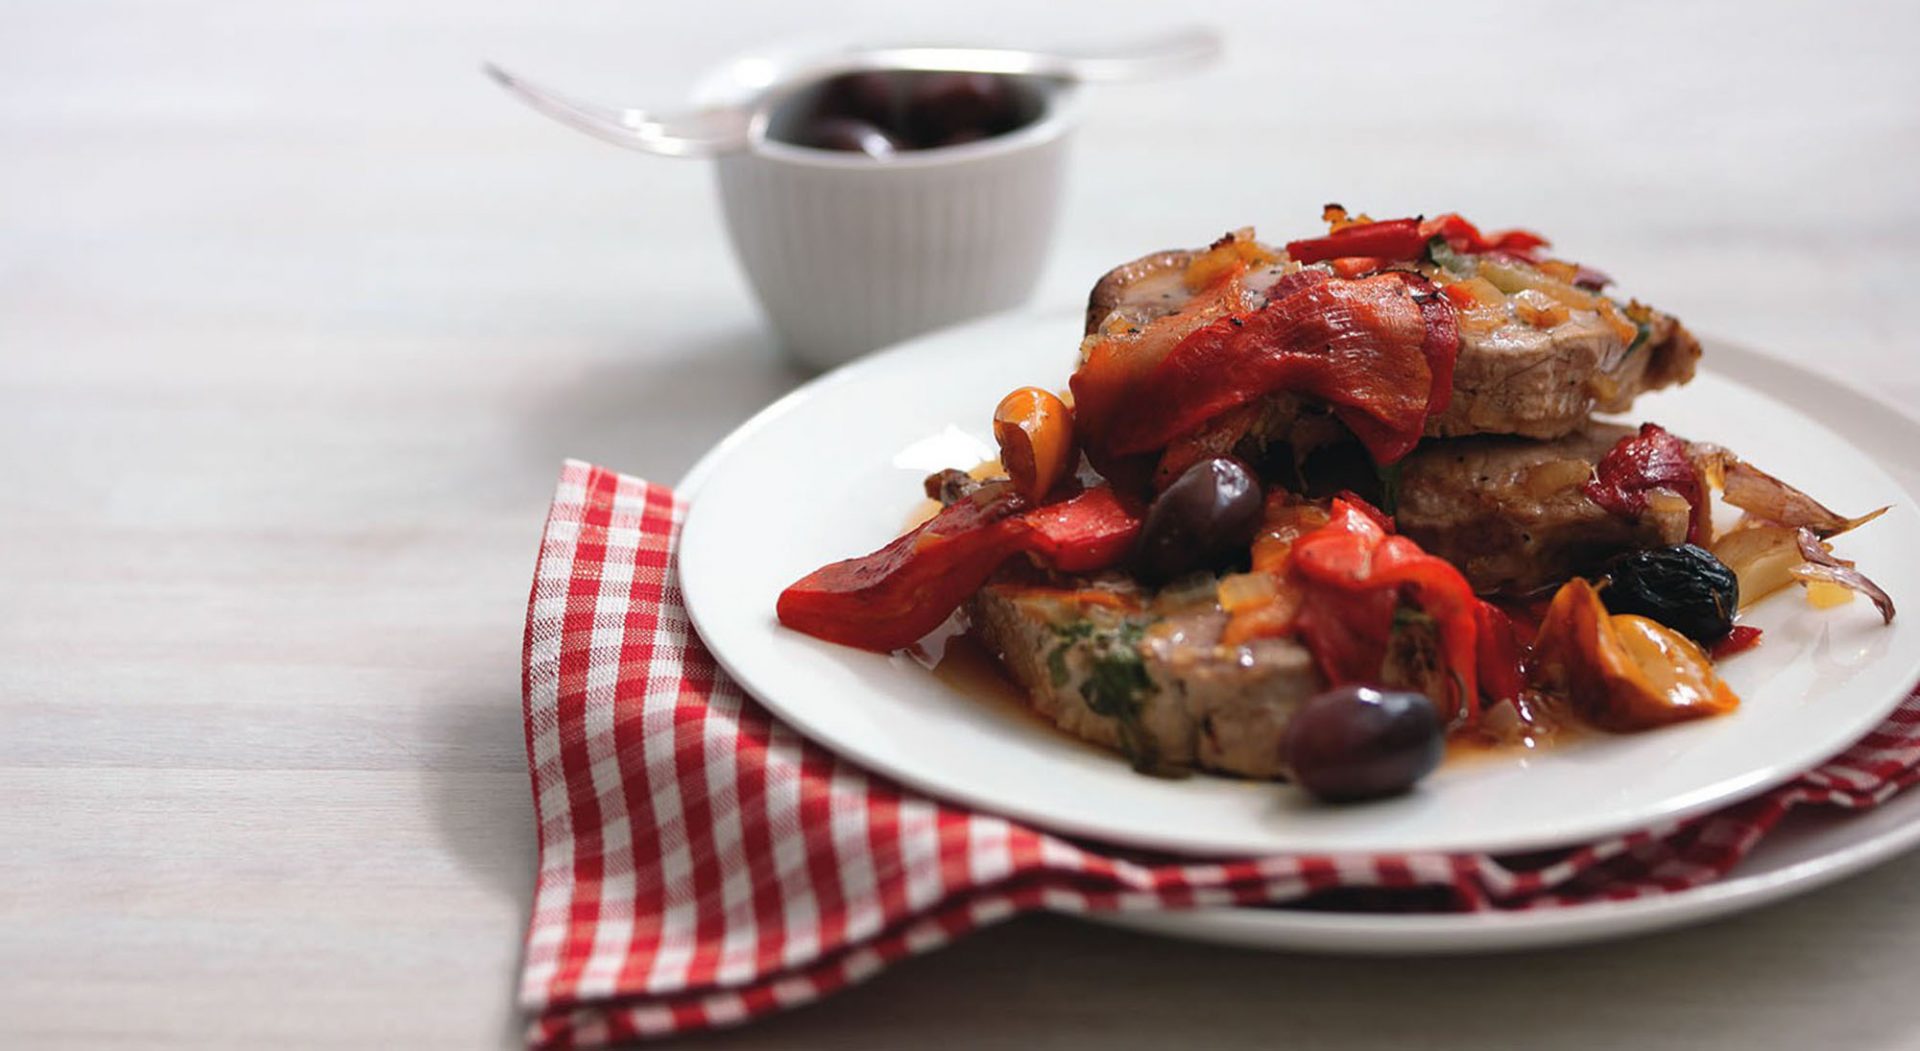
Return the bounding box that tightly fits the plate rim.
[678,305,1920,857]
[1086,784,1920,954]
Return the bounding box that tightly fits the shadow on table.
[662,846,1920,1049]
[428,323,800,1046]
[421,684,539,1048]
[515,325,807,488]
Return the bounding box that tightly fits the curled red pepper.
[1285,213,1548,266]
[1416,213,1548,257]
[1285,498,1492,723]
[776,484,1141,652]
[1710,624,1763,660]
[1072,270,1458,469]
[1584,423,1709,544]
[1284,218,1427,265]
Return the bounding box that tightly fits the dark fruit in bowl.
[1601,544,1739,643]
[773,70,1037,155]
[1279,685,1445,803]
[1131,457,1262,584]
[815,72,899,127]
[793,117,899,159]
[902,72,1020,147]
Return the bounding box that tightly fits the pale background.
[6,1,1920,1047]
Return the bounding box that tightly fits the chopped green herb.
[1426,236,1475,278]
[1612,297,1654,354]
[1045,619,1161,771]
[1628,315,1652,354]
[1374,459,1404,515]
[1381,605,1445,702]
[1044,620,1092,689]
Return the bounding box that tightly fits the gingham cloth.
[519,460,1920,1048]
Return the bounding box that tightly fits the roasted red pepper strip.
[1327,256,1382,279]
[1473,601,1528,706]
[1417,213,1548,256]
[1072,271,1458,467]
[1285,218,1425,265]
[1709,624,1763,659]
[1286,214,1549,265]
[1285,499,1485,723]
[1019,485,1143,572]
[777,484,1141,652]
[1584,423,1710,544]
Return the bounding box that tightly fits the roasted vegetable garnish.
[1531,579,1738,732]
[1585,423,1709,544]
[1286,498,1487,724]
[992,386,1075,504]
[1072,270,1457,469]
[1689,443,1889,538]
[1181,228,1277,290]
[777,483,1141,652]
[1793,529,1896,624]
[1284,212,1546,267]
[1712,524,1808,609]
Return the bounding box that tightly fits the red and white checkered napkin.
[519,460,1920,1048]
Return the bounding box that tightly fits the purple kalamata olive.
[1131,457,1262,584]
[1279,685,1444,803]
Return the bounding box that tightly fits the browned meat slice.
[1083,249,1201,334]
[1083,245,1699,442]
[1394,423,1690,595]
[1433,309,1699,440]
[969,582,1319,779]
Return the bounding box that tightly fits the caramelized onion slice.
[1792,529,1896,624]
[1711,524,1896,623]
[1689,443,1888,538]
[1711,525,1806,608]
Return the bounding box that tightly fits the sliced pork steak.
[1084,245,1699,442]
[1394,423,1690,594]
[968,581,1319,779]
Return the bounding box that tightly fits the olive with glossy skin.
[1130,457,1262,584]
[1279,685,1445,803]
[1602,544,1739,643]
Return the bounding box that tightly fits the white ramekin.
[693,45,1079,373]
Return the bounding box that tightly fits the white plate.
[679,307,1920,857]
[1091,784,1920,954]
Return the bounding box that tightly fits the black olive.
[1130,458,1262,585]
[1279,685,1444,803]
[1600,544,1739,643]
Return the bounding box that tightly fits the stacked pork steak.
[1085,244,1699,446]
[963,234,1703,777]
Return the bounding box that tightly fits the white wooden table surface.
[6,1,1920,1047]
